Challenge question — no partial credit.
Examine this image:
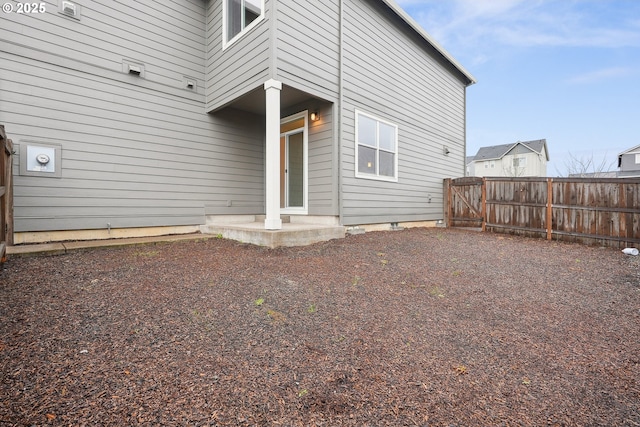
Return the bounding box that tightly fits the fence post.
[546,178,553,240]
[1,125,12,261]
[443,178,451,227]
[481,178,487,232]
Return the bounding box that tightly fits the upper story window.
[513,156,527,167]
[355,110,398,182]
[224,0,264,47]
[635,153,640,164]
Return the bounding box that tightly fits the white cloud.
[398,0,640,58]
[567,67,634,84]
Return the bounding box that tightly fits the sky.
[396,0,640,176]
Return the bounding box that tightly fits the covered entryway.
[199,82,344,247]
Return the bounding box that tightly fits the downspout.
[463,85,467,178]
[337,0,344,225]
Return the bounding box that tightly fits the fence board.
[445,177,640,249]
[1,125,14,262]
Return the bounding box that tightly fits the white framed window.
[223,0,264,48]
[513,156,527,167]
[355,110,398,182]
[490,161,495,168]
[635,153,640,164]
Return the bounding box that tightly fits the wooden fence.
[444,177,640,248]
[1,125,13,262]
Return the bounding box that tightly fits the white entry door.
[280,112,308,214]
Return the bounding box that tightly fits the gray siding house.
[0,0,475,244]
[618,145,640,178]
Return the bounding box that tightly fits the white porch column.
[264,79,282,230]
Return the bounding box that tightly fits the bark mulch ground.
[1,228,639,426]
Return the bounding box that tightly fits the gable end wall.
[340,0,467,225]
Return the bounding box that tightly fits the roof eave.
[618,144,640,156]
[380,0,477,86]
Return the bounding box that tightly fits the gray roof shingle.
[473,139,548,161]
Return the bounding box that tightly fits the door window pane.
[287,132,304,208]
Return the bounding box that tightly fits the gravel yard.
[1,228,639,426]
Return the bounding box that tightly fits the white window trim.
[635,153,640,164]
[354,110,399,183]
[222,0,265,50]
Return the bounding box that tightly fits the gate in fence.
[444,177,640,249]
[444,177,484,229]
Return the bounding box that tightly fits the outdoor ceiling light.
[310,111,320,122]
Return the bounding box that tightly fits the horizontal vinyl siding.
[1,51,265,232]
[0,0,206,94]
[340,0,467,226]
[308,103,336,215]
[621,153,640,172]
[276,0,340,99]
[205,0,270,112]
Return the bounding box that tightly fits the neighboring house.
[618,145,640,178]
[465,156,475,176]
[0,0,475,245]
[468,140,549,177]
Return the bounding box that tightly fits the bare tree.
[557,151,616,177]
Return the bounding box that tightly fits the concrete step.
[200,223,345,248]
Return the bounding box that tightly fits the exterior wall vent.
[59,1,81,20]
[183,76,197,90]
[122,60,145,78]
[62,1,75,15]
[128,65,141,75]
